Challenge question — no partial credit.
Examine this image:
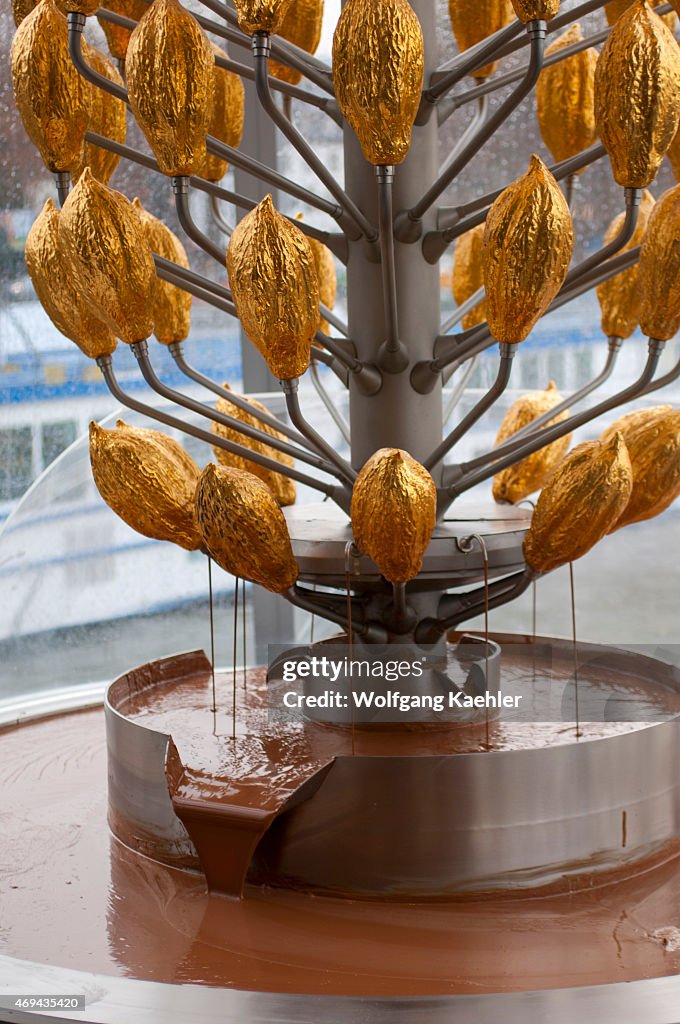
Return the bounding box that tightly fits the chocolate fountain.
[3,0,680,1019]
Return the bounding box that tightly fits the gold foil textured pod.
[232,0,293,33]
[199,45,245,182]
[452,224,486,331]
[58,169,156,343]
[12,0,67,26]
[482,155,574,344]
[227,195,319,379]
[97,0,150,60]
[25,199,117,360]
[523,433,633,574]
[447,0,514,80]
[195,463,299,592]
[133,199,192,345]
[127,0,215,177]
[599,404,671,445]
[10,0,88,173]
[610,410,680,529]
[536,24,597,166]
[511,0,559,21]
[270,0,324,85]
[333,0,424,165]
[594,1,680,188]
[211,387,296,506]
[351,448,436,585]
[89,420,202,550]
[596,189,655,339]
[638,184,680,341]
[492,382,572,504]
[73,43,127,185]
[605,0,676,31]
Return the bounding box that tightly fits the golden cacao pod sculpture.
[605,0,676,31]
[127,0,215,177]
[351,449,437,585]
[12,0,67,26]
[227,195,319,379]
[599,404,671,445]
[97,0,150,60]
[452,224,486,331]
[195,463,299,592]
[232,0,293,34]
[511,0,560,21]
[73,43,127,185]
[199,45,245,183]
[638,184,680,341]
[609,410,680,529]
[10,0,88,173]
[536,24,597,166]
[523,433,633,574]
[89,420,203,550]
[482,155,574,344]
[492,381,572,504]
[211,387,296,507]
[594,1,680,188]
[333,0,424,165]
[132,198,192,345]
[58,169,156,343]
[25,199,117,360]
[596,188,655,339]
[270,0,324,86]
[447,0,514,80]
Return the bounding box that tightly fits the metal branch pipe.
[424,344,516,470]
[455,337,624,478]
[563,188,641,289]
[129,341,340,477]
[281,379,357,484]
[415,569,536,644]
[96,354,344,503]
[173,179,226,265]
[284,586,388,643]
[167,342,317,451]
[153,256,237,318]
[444,338,666,504]
[309,362,351,445]
[96,6,342,122]
[415,246,641,393]
[376,166,408,373]
[424,143,606,262]
[252,35,376,242]
[67,19,348,231]
[422,18,525,108]
[395,22,546,243]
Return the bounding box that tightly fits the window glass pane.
[41,420,77,469]
[0,425,33,500]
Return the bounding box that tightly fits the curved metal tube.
[252,35,376,242]
[285,586,387,642]
[397,23,546,236]
[309,362,351,445]
[415,570,535,645]
[439,286,485,336]
[153,256,237,318]
[281,379,357,484]
[445,338,666,502]
[376,166,408,373]
[209,193,233,237]
[424,344,515,471]
[96,354,342,502]
[442,354,480,423]
[96,6,341,120]
[167,341,317,452]
[563,188,640,289]
[173,179,226,265]
[424,19,525,105]
[130,341,339,478]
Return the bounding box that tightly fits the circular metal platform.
[284,500,531,587]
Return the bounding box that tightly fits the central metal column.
[344,0,443,478]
